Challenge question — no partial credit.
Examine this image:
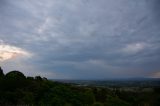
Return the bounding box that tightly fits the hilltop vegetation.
[0,67,160,106]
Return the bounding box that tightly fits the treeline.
[0,67,160,106]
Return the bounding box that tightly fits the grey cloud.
[0,0,160,79]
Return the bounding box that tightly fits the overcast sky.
[0,0,160,79]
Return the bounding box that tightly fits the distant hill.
[53,78,160,87]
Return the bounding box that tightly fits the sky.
[0,0,160,79]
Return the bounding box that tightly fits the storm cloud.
[0,0,160,79]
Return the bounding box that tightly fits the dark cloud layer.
[0,0,160,79]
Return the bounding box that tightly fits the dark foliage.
[0,67,159,106]
[0,67,4,78]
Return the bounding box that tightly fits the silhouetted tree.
[0,67,4,78]
[4,71,26,90]
[35,76,42,81]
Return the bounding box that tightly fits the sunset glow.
[0,44,31,61]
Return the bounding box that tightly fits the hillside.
[0,67,160,106]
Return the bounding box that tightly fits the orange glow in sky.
[0,44,31,61]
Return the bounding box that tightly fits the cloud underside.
[0,0,160,79]
[0,44,31,61]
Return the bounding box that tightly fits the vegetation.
[0,67,159,106]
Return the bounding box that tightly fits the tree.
[0,67,4,91]
[35,76,42,81]
[4,71,26,90]
[0,67,4,78]
[83,90,95,105]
